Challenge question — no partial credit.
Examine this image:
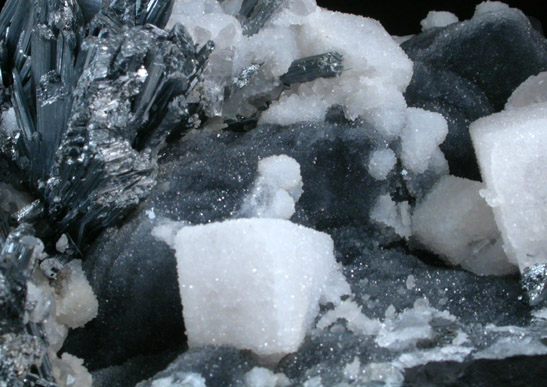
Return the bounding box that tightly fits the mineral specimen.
[0,0,545,386]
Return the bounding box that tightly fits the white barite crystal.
[412,175,517,276]
[156,218,349,361]
[420,11,459,31]
[150,373,206,387]
[168,1,413,136]
[55,260,99,329]
[405,275,416,290]
[0,107,19,135]
[343,357,361,381]
[56,234,69,253]
[368,149,397,180]
[26,260,98,386]
[243,367,291,387]
[400,108,449,174]
[316,299,380,336]
[0,182,32,214]
[392,35,414,45]
[342,357,404,386]
[394,345,473,369]
[473,1,511,17]
[370,194,412,239]
[52,354,93,387]
[470,103,547,270]
[376,298,455,351]
[240,155,303,219]
[505,71,547,110]
[474,336,547,360]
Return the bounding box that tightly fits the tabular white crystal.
[0,182,32,214]
[343,357,361,381]
[505,71,547,110]
[370,194,412,239]
[240,155,303,219]
[243,367,290,387]
[376,299,455,351]
[470,103,547,270]
[150,373,206,387]
[56,234,69,253]
[412,175,517,276]
[400,108,448,174]
[368,149,397,180]
[420,11,459,31]
[475,336,547,359]
[55,260,99,329]
[0,107,18,135]
[405,275,416,290]
[163,218,348,361]
[316,299,380,336]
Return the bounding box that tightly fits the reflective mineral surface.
[0,1,546,386]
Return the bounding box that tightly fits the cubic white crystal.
[420,11,459,31]
[470,103,547,270]
[164,218,347,361]
[505,71,547,110]
[412,175,517,276]
[368,149,397,181]
[400,108,448,174]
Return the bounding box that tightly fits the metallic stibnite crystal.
[0,224,42,334]
[241,0,284,36]
[239,0,260,19]
[0,333,46,386]
[522,263,547,306]
[280,52,344,85]
[0,1,213,245]
[105,0,175,28]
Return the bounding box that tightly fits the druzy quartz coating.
[0,1,546,386]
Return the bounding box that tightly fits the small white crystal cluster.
[155,156,350,362]
[27,260,98,387]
